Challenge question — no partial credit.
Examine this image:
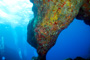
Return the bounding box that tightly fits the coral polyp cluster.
[27,0,90,60]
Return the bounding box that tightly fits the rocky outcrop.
[27,0,90,60]
[76,0,90,25]
[65,57,90,60]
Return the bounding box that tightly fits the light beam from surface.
[0,0,33,27]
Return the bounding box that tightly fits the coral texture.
[27,0,90,60]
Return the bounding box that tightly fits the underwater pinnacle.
[27,0,90,60]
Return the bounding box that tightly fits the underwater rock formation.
[65,57,90,60]
[76,0,90,25]
[27,0,90,60]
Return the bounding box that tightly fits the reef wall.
[76,0,90,25]
[27,0,90,60]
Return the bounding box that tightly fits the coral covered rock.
[76,0,90,25]
[27,0,90,60]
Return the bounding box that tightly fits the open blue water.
[0,0,90,60]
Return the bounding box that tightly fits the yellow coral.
[50,14,58,22]
[66,1,71,7]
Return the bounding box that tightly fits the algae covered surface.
[27,0,90,60]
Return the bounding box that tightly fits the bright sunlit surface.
[0,0,33,27]
[0,0,38,60]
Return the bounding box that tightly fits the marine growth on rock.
[27,0,90,60]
